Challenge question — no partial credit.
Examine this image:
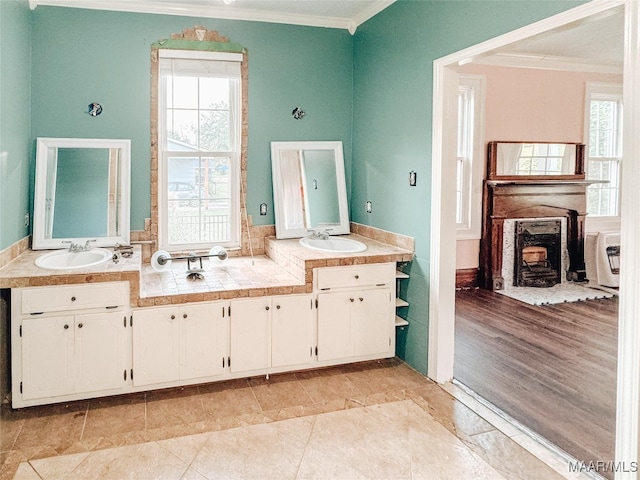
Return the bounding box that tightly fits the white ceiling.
[477,6,624,73]
[29,0,396,34]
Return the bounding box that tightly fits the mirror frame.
[487,141,585,181]
[271,141,349,239]
[32,137,131,250]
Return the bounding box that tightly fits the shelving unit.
[395,268,409,327]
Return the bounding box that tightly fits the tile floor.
[1,359,581,479]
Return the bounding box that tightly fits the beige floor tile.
[295,369,364,403]
[189,416,314,479]
[145,386,206,430]
[13,402,88,452]
[198,379,262,419]
[465,429,565,480]
[156,432,211,465]
[248,373,314,411]
[82,394,146,440]
[29,451,90,479]
[64,442,188,480]
[10,462,40,480]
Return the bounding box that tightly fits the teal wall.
[1,0,587,376]
[352,0,584,373]
[0,0,32,250]
[30,6,354,233]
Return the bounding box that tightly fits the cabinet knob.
[170,314,176,320]
[354,275,359,280]
[276,305,281,310]
[78,323,83,329]
[350,298,355,302]
[64,324,69,330]
[359,297,364,302]
[71,296,76,302]
[265,306,270,311]
[183,313,188,319]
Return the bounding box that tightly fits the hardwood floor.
[454,288,618,474]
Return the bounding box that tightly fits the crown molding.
[473,52,623,75]
[29,0,396,34]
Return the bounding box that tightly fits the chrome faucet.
[307,229,332,240]
[63,239,96,252]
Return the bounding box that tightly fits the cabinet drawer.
[316,263,394,290]
[21,282,128,315]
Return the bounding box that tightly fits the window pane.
[199,78,229,109]
[167,109,198,148]
[166,156,232,245]
[172,77,198,109]
[199,110,230,151]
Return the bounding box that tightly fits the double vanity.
[2,137,412,408]
[2,233,412,409]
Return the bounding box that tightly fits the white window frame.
[583,82,623,232]
[157,49,242,252]
[456,75,485,240]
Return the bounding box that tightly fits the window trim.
[150,37,249,256]
[456,74,485,240]
[583,81,623,231]
[157,50,242,251]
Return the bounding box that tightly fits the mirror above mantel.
[271,141,349,239]
[32,137,131,250]
[487,141,585,181]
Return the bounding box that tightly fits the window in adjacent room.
[456,75,485,239]
[584,82,623,219]
[157,49,243,251]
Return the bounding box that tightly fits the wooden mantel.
[480,180,590,290]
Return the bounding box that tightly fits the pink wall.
[455,64,622,270]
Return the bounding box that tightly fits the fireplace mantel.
[480,180,588,290]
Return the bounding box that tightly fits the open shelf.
[395,315,409,327]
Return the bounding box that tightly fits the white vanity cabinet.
[270,294,315,369]
[229,294,315,374]
[11,282,129,408]
[131,302,228,387]
[315,263,395,364]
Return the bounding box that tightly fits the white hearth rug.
[496,282,615,306]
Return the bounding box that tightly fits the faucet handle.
[84,239,97,250]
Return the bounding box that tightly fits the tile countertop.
[0,234,413,307]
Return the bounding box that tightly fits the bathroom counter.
[0,234,413,307]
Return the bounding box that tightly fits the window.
[456,75,485,239]
[158,50,242,251]
[584,82,623,218]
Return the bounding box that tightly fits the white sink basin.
[35,248,113,270]
[299,236,367,253]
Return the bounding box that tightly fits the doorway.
[428,0,640,474]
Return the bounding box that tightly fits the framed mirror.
[33,137,131,249]
[271,141,349,239]
[487,141,585,180]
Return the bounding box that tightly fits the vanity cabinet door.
[317,288,393,363]
[179,303,226,381]
[353,288,393,357]
[132,307,180,387]
[317,291,354,362]
[75,311,127,394]
[271,295,315,369]
[21,316,75,400]
[229,298,270,373]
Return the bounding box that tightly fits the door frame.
[428,0,640,474]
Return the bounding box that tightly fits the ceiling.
[30,1,623,70]
[29,0,396,34]
[477,6,624,73]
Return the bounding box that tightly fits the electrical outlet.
[259,203,268,215]
[24,213,29,228]
[366,201,372,214]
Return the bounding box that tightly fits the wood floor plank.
[454,288,617,475]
